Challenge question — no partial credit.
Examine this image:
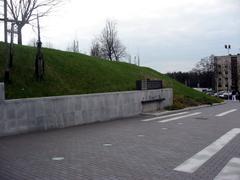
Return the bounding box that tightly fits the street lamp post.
[225,44,231,55]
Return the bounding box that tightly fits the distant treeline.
[167,71,214,88]
[167,55,215,89]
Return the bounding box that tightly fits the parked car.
[215,91,232,99]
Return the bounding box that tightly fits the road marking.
[214,158,240,180]
[158,112,202,123]
[141,112,189,122]
[103,144,112,147]
[216,109,237,117]
[174,128,240,173]
[52,157,64,161]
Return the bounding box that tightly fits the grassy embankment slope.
[0,42,222,109]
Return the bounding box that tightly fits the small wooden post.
[9,23,14,68]
[35,14,44,81]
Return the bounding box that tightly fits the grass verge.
[0,42,222,109]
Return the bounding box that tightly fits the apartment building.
[214,54,240,92]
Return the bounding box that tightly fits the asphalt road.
[0,101,240,180]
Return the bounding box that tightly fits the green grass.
[0,42,222,109]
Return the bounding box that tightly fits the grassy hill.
[0,42,222,109]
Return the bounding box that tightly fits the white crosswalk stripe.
[216,109,237,117]
[174,128,240,173]
[214,158,240,180]
[141,112,189,122]
[158,112,202,123]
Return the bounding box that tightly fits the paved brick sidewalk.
[0,102,240,180]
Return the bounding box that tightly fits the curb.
[141,102,226,117]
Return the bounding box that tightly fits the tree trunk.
[17,25,23,45]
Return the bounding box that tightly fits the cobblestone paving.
[0,101,240,180]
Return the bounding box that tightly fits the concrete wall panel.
[0,88,173,137]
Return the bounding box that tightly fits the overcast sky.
[1,0,240,73]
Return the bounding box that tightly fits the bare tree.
[90,38,101,57]
[192,55,214,74]
[91,20,126,61]
[99,20,115,60]
[7,0,62,45]
[112,39,126,61]
[191,55,215,88]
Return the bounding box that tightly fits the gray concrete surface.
[0,83,4,100]
[0,88,173,137]
[0,101,239,180]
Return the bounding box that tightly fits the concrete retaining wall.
[0,83,4,101]
[0,88,173,137]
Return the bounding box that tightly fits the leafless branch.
[92,20,126,61]
[7,0,63,44]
